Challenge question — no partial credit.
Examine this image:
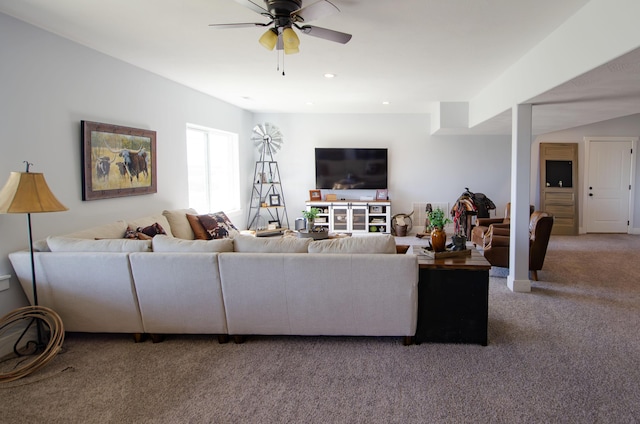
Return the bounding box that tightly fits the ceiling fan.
[209,0,352,54]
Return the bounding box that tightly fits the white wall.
[3,12,637,317]
[254,113,513,225]
[533,114,640,232]
[0,14,254,313]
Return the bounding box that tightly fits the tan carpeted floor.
[1,234,639,423]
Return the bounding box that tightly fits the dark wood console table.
[411,246,491,346]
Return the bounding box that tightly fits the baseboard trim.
[0,322,36,360]
[507,276,531,293]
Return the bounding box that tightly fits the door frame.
[583,136,638,234]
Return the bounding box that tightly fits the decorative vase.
[305,218,315,232]
[430,227,447,252]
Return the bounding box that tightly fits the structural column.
[508,104,532,292]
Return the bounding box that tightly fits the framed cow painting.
[81,121,157,200]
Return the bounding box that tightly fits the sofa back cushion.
[47,236,152,252]
[65,220,129,240]
[162,208,199,239]
[233,234,311,253]
[152,235,234,252]
[308,234,397,254]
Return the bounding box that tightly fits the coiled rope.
[0,306,65,383]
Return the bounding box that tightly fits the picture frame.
[268,220,280,230]
[370,205,383,213]
[309,189,322,201]
[376,189,388,200]
[81,120,157,201]
[269,194,281,206]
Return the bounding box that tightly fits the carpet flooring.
[1,234,639,423]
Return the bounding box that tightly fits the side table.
[411,246,491,346]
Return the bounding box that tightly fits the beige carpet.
[1,234,639,423]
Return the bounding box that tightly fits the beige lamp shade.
[0,172,68,214]
[282,27,300,54]
[259,28,278,51]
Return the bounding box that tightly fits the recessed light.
[324,73,336,79]
[382,101,390,105]
[306,102,314,106]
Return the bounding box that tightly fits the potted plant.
[426,207,451,252]
[302,207,321,232]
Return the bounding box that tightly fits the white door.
[585,139,633,233]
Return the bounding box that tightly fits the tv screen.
[315,148,388,190]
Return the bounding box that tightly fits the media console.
[305,201,391,234]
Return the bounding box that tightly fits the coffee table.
[409,245,491,346]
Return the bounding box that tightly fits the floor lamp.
[0,161,67,353]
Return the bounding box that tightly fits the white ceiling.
[2,0,639,135]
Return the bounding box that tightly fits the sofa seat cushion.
[308,234,397,254]
[233,234,311,253]
[152,235,234,252]
[47,236,152,252]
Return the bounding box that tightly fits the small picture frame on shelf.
[376,189,388,200]
[309,189,321,201]
[268,220,280,230]
[269,194,281,206]
[370,205,383,213]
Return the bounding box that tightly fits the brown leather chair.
[471,203,535,247]
[481,211,554,281]
[471,203,511,246]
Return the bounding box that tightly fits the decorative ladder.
[246,145,289,234]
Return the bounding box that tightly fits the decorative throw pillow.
[124,222,166,240]
[186,214,211,240]
[138,222,166,238]
[124,226,138,239]
[197,212,239,239]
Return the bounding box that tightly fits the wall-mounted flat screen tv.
[315,148,388,189]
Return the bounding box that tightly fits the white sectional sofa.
[9,210,419,344]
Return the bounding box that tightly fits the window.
[186,124,240,214]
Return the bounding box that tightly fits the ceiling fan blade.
[299,25,352,44]
[292,0,339,23]
[208,22,271,29]
[233,0,270,16]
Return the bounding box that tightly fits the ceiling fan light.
[282,27,300,54]
[259,29,278,51]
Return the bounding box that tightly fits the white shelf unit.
[306,201,391,234]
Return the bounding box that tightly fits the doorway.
[584,137,637,233]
